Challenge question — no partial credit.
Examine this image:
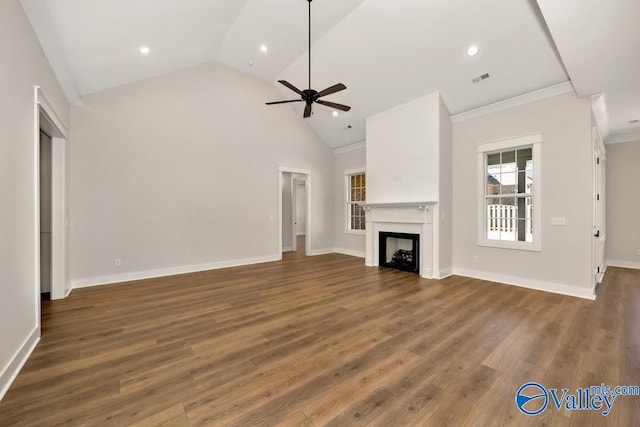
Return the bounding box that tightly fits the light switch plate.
[551,217,566,226]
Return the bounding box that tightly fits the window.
[346,169,366,233]
[477,134,541,250]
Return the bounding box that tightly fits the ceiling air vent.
[472,73,491,84]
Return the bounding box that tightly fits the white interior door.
[295,179,307,236]
[290,175,297,252]
[281,172,293,252]
[593,130,606,288]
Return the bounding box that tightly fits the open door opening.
[279,167,310,258]
[39,129,52,300]
[294,176,307,256]
[35,87,69,311]
[281,172,295,253]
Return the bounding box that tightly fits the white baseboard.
[306,248,335,256]
[438,267,453,279]
[282,246,293,252]
[333,248,366,258]
[71,254,281,288]
[296,232,306,236]
[606,259,640,270]
[420,267,434,279]
[1,326,40,401]
[452,267,595,300]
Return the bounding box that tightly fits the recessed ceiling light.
[139,46,151,55]
[332,111,339,117]
[467,45,479,57]
[260,45,268,53]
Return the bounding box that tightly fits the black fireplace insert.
[379,231,419,274]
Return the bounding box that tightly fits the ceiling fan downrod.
[308,0,312,91]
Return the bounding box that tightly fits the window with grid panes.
[485,147,533,242]
[347,171,366,232]
[477,133,541,251]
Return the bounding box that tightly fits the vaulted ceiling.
[21,0,640,148]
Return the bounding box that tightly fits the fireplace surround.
[361,201,439,278]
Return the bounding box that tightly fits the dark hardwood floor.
[0,254,638,426]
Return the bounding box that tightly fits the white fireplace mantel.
[361,201,440,279]
[360,201,436,210]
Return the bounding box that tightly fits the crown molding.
[333,140,366,154]
[451,81,575,123]
[607,133,640,145]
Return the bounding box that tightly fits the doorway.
[293,176,307,255]
[278,166,311,257]
[39,129,52,299]
[34,87,69,308]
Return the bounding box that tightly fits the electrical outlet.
[114,258,122,267]
[636,249,640,257]
[472,256,479,264]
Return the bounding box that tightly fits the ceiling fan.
[266,0,351,118]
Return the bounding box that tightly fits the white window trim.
[345,167,366,235]
[477,133,542,251]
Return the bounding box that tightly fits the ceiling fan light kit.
[266,0,351,118]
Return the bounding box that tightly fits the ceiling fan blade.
[316,99,351,112]
[316,83,347,98]
[278,80,304,95]
[266,99,303,105]
[303,104,312,118]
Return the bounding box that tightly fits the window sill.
[344,229,366,236]
[478,240,541,252]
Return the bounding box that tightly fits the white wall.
[0,0,69,399]
[606,141,640,269]
[333,146,366,257]
[366,93,441,203]
[452,92,594,298]
[69,62,334,286]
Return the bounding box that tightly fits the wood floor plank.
[299,350,420,426]
[0,253,638,426]
[126,403,190,427]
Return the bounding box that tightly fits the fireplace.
[379,232,420,274]
[362,202,437,278]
